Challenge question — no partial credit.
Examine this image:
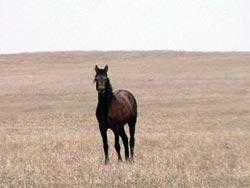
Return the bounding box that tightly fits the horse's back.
[114,89,137,109]
[108,90,137,123]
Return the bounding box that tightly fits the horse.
[94,65,137,164]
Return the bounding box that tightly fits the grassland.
[0,51,250,187]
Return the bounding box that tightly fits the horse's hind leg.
[120,127,129,160]
[113,130,122,162]
[128,118,136,162]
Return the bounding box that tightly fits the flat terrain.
[0,51,250,187]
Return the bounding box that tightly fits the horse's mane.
[106,78,113,95]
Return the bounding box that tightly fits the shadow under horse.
[94,65,137,164]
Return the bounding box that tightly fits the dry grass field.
[0,51,250,187]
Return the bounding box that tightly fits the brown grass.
[0,51,250,187]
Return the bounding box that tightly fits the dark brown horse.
[94,65,137,164]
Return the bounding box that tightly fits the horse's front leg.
[99,126,109,164]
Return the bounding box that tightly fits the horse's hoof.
[129,158,135,163]
[104,159,110,165]
[124,158,133,164]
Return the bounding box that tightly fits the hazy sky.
[1,0,250,54]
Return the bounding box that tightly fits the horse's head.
[94,65,109,95]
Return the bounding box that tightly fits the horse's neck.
[97,78,113,114]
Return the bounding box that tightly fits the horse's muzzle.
[98,89,105,94]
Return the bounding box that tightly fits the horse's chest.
[96,104,107,122]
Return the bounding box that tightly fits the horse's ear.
[95,65,99,72]
[104,65,108,73]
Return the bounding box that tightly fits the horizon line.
[1,49,250,56]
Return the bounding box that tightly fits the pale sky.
[1,0,250,54]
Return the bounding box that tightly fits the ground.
[0,51,250,187]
